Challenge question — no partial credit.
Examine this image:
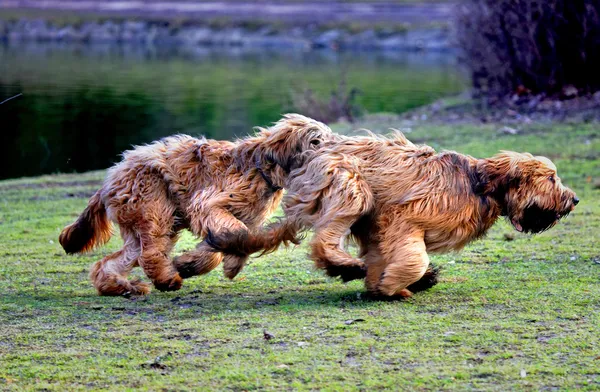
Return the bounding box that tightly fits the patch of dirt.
[255,297,281,307]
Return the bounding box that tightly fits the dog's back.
[59,135,212,255]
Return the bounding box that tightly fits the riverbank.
[0,19,452,50]
[0,2,455,50]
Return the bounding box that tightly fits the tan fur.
[236,127,578,298]
[59,190,112,254]
[59,114,332,296]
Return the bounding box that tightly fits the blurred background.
[0,1,598,180]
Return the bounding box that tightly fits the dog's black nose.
[573,196,579,205]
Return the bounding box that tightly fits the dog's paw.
[172,255,200,279]
[127,278,152,296]
[339,264,368,282]
[95,276,151,296]
[365,288,413,301]
[223,265,243,280]
[154,274,183,292]
[406,264,441,293]
[222,254,248,280]
[324,264,367,282]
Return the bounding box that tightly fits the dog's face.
[497,153,578,233]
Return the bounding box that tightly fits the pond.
[0,43,465,180]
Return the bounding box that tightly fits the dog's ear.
[256,114,333,172]
[263,134,299,171]
[479,151,528,197]
[251,129,298,172]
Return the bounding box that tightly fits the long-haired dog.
[59,114,332,296]
[211,130,578,298]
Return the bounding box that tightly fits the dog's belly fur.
[423,217,496,253]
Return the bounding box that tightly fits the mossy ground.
[0,121,598,391]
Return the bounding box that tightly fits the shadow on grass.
[0,282,428,325]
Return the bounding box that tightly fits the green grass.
[0,121,599,390]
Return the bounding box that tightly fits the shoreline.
[0,1,453,24]
[0,19,453,51]
[0,2,455,50]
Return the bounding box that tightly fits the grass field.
[0,119,599,390]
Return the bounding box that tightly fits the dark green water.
[0,43,464,180]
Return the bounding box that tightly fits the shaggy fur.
[59,114,332,296]
[214,129,578,298]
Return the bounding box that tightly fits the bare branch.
[0,93,23,105]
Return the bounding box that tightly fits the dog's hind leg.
[138,224,183,292]
[89,229,149,296]
[367,218,430,298]
[360,225,440,297]
[133,181,183,292]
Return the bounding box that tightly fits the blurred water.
[0,42,465,180]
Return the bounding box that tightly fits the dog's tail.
[59,190,112,254]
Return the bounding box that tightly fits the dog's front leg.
[205,219,302,279]
[367,219,430,298]
[206,219,301,256]
[173,240,224,278]
[179,193,255,279]
[201,207,253,279]
[202,221,268,280]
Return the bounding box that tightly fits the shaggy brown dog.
[212,131,578,298]
[59,114,331,296]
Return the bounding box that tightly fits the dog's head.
[482,151,578,233]
[255,113,335,173]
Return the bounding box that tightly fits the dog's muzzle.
[513,203,573,234]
